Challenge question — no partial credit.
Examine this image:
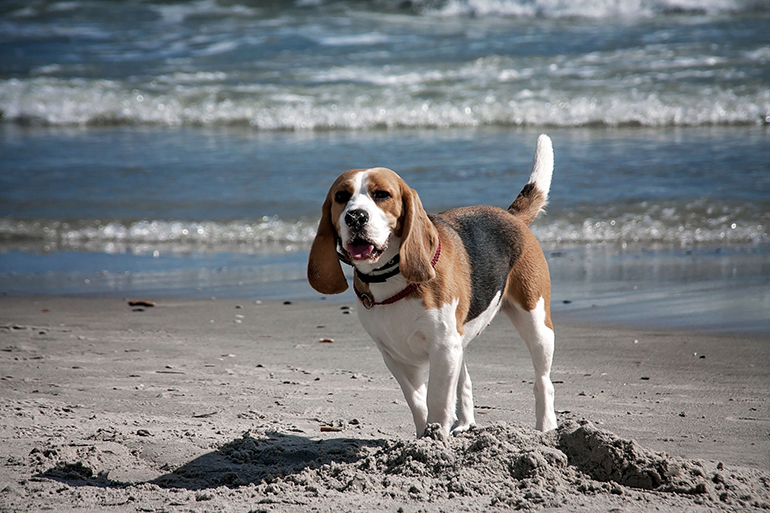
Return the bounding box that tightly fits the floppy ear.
[398,185,439,284]
[307,195,348,294]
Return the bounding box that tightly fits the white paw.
[450,422,476,436]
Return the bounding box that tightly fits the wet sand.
[1,296,768,511]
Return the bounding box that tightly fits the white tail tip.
[529,134,554,197]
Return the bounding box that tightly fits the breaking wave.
[2,76,768,129]
[0,217,318,255]
[1,200,766,256]
[401,0,768,18]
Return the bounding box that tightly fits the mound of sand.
[25,420,769,512]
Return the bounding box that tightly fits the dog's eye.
[334,191,352,204]
[372,190,391,202]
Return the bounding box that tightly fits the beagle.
[308,135,557,438]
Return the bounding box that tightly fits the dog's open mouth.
[346,238,385,261]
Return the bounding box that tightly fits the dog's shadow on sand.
[42,430,386,490]
[154,430,386,490]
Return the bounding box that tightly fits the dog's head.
[307,167,439,294]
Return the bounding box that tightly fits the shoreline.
[2,240,769,335]
[1,296,768,511]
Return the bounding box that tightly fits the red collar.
[354,237,441,309]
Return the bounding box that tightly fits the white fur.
[503,297,557,432]
[529,134,554,198]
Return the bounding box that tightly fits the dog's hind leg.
[503,298,557,432]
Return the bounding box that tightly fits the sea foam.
[1,76,767,129]
[2,200,766,256]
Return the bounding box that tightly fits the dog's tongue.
[348,242,375,260]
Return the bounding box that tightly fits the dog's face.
[308,167,440,295]
[329,168,403,265]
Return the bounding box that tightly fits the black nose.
[345,209,369,230]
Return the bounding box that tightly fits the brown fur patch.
[307,182,350,294]
[508,182,547,227]
[417,223,471,335]
[504,227,552,329]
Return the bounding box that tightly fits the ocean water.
[1,0,769,333]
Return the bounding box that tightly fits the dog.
[307,134,557,438]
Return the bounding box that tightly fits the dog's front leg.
[452,360,476,434]
[380,350,429,437]
[425,337,464,438]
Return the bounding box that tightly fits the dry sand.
[1,296,768,512]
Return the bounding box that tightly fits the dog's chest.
[357,299,435,360]
[356,293,502,362]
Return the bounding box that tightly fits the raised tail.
[508,134,554,226]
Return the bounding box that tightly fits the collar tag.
[359,292,374,310]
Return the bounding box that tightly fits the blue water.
[1,0,769,333]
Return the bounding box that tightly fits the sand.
[1,296,768,512]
